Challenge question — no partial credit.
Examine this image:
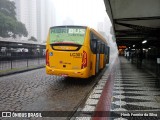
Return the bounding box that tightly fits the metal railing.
[0,50,45,73]
[0,58,45,72]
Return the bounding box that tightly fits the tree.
[28,36,37,42]
[42,40,46,43]
[0,0,28,38]
[0,0,16,18]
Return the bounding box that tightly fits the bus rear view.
[46,26,89,78]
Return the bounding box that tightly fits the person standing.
[137,50,143,68]
[127,51,130,61]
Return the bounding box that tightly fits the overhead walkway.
[103,0,160,81]
[91,56,160,120]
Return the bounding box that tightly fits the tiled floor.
[110,57,160,120]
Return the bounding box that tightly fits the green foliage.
[28,36,37,42]
[0,0,16,19]
[0,0,28,38]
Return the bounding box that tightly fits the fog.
[52,0,106,27]
[9,0,118,59]
[51,0,118,59]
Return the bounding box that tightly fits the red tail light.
[81,51,87,69]
[46,49,50,66]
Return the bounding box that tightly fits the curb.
[73,56,118,119]
[92,73,115,119]
[92,57,118,120]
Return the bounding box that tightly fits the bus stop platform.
[75,56,160,120]
[93,56,160,120]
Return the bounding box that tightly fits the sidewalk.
[93,56,160,120]
[75,56,160,120]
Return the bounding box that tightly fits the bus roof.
[50,25,87,29]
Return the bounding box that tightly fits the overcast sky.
[51,0,118,54]
[51,0,112,32]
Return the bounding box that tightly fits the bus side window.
[100,43,105,54]
[90,33,97,54]
[104,45,108,54]
[97,41,101,54]
[93,40,97,50]
[105,46,110,64]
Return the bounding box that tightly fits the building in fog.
[97,22,104,32]
[97,17,113,40]
[13,0,37,40]
[13,0,55,42]
[36,0,55,43]
[97,22,106,37]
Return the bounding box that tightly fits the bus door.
[91,38,100,74]
[100,43,105,68]
[105,46,110,64]
[96,41,101,74]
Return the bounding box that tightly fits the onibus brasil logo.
[1,112,42,118]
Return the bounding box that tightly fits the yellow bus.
[46,26,110,78]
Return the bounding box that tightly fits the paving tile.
[110,57,160,120]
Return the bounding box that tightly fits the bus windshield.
[50,26,86,45]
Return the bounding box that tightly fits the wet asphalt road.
[0,68,105,120]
